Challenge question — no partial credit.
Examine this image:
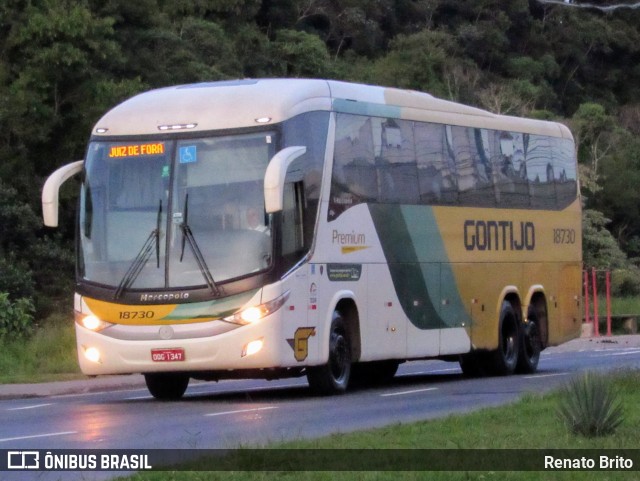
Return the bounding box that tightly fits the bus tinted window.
[415,122,457,204]
[330,113,576,218]
[378,119,419,204]
[494,131,530,208]
[554,137,578,209]
[527,135,557,209]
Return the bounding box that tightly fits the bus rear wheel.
[144,372,189,400]
[307,312,351,395]
[488,301,520,376]
[516,311,541,374]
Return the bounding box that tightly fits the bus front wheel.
[144,372,189,400]
[307,312,351,395]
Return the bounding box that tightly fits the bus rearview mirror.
[264,146,307,213]
[42,160,84,227]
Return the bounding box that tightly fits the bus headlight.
[76,313,112,332]
[242,339,264,357]
[83,346,102,363]
[225,291,290,325]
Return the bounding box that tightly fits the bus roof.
[92,78,572,140]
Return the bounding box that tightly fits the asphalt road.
[2,335,640,480]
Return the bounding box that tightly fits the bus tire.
[516,310,541,374]
[144,373,189,400]
[307,312,351,395]
[488,301,520,376]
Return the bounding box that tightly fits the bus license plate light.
[151,348,185,362]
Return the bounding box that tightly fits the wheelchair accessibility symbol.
[179,146,197,164]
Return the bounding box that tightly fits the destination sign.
[108,143,165,158]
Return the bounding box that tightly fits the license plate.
[151,348,185,362]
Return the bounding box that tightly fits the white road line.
[0,431,77,443]
[523,372,569,379]
[398,368,460,377]
[7,403,53,411]
[205,406,278,417]
[380,387,438,397]
[590,350,640,358]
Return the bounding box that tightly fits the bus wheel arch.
[306,296,361,395]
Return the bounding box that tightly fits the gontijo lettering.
[108,143,165,158]
[464,220,535,251]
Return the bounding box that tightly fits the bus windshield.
[79,132,276,291]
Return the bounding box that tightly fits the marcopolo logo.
[464,220,535,252]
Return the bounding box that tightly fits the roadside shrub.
[0,255,35,300]
[611,268,640,297]
[0,292,35,339]
[557,372,624,437]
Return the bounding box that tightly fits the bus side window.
[494,131,529,208]
[281,181,304,259]
[553,137,578,209]
[378,119,419,204]
[527,135,557,209]
[330,114,377,219]
[450,126,493,206]
[415,122,457,205]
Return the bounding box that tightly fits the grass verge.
[117,370,640,481]
[0,312,81,383]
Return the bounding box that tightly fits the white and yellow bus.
[42,79,582,399]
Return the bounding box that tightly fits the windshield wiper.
[114,200,162,300]
[179,193,221,296]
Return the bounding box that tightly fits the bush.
[0,292,36,339]
[557,372,624,437]
[611,268,640,297]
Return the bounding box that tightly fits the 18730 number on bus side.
[553,228,576,244]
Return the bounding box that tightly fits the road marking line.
[398,368,460,376]
[7,403,53,411]
[0,431,77,443]
[590,350,640,358]
[380,387,438,397]
[523,373,568,379]
[205,406,278,417]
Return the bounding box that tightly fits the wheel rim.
[502,320,518,365]
[523,322,540,360]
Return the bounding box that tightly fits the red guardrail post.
[606,270,612,336]
[592,267,600,337]
[584,270,591,325]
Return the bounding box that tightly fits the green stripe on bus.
[368,204,470,330]
[333,99,401,119]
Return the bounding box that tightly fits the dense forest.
[1,0,640,334]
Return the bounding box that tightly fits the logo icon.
[8,451,40,469]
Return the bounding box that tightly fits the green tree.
[269,29,332,77]
[365,29,456,97]
[582,209,627,270]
